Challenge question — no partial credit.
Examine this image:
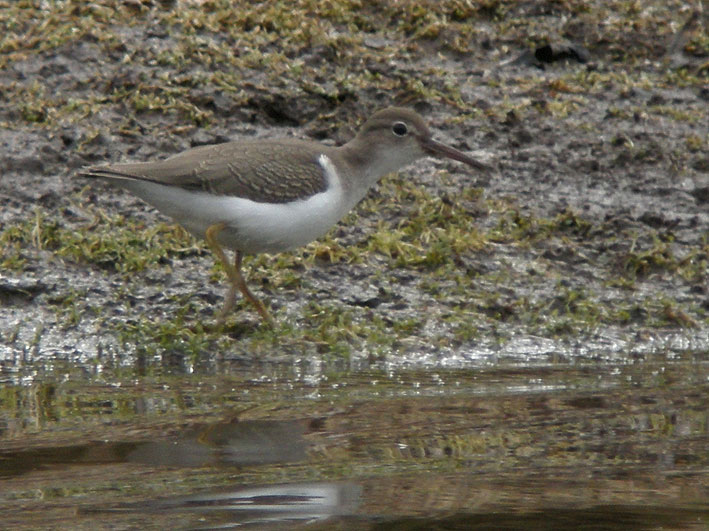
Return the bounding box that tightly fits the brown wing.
[80,139,330,204]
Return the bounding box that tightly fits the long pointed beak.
[421,137,492,173]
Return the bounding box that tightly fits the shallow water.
[1,344,708,530]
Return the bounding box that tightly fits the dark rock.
[690,187,709,204]
[534,42,591,64]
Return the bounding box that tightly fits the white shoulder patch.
[317,154,340,190]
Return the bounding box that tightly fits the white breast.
[116,154,348,254]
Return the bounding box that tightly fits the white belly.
[115,155,348,254]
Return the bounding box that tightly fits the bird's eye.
[392,121,408,136]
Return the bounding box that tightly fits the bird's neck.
[336,138,404,193]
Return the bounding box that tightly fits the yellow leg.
[204,222,274,326]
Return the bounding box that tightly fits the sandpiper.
[80,107,489,325]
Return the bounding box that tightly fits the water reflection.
[127,419,308,467]
[95,482,362,528]
[0,419,307,477]
[1,360,708,529]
